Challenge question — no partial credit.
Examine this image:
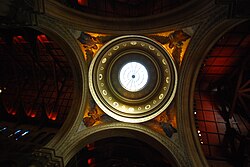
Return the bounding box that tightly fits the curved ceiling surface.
[194,20,250,164]
[66,137,174,167]
[60,0,189,17]
[89,35,178,123]
[0,28,74,127]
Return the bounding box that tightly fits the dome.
[89,35,177,123]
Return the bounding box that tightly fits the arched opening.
[62,123,184,166]
[0,27,75,163]
[66,136,174,167]
[193,20,250,166]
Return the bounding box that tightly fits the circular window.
[89,35,177,123]
[119,62,148,92]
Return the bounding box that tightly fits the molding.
[31,148,64,167]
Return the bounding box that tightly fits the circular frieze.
[89,35,177,123]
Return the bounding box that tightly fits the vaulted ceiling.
[196,20,250,121]
[61,0,189,17]
[194,20,250,165]
[0,28,74,128]
[0,0,250,166]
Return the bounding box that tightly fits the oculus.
[119,62,148,92]
[89,35,177,123]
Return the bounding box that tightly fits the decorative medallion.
[89,35,177,123]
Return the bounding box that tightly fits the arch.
[177,16,249,167]
[32,15,88,148]
[59,122,187,166]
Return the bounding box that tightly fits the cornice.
[31,148,64,167]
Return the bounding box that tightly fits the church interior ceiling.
[72,28,192,139]
[0,1,250,166]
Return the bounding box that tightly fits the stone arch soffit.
[62,123,187,167]
[33,16,88,147]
